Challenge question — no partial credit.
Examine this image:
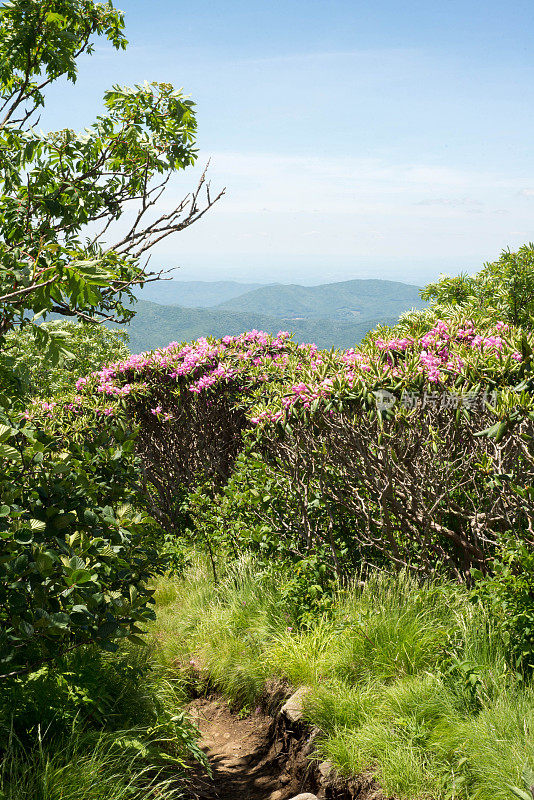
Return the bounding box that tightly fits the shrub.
[75,320,534,579]
[1,322,130,402]
[421,243,534,329]
[0,643,207,800]
[0,408,163,678]
[473,537,534,672]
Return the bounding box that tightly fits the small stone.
[280,686,311,723]
[287,795,319,800]
[318,760,334,779]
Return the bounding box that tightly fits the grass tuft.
[150,558,534,800]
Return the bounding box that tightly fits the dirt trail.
[187,697,307,800]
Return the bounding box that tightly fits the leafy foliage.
[473,538,534,672]
[0,0,221,352]
[0,644,207,799]
[0,0,127,114]
[421,243,534,328]
[76,317,534,580]
[0,409,163,678]
[2,321,130,400]
[0,0,217,672]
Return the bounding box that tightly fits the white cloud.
[105,150,534,283]
[174,151,532,218]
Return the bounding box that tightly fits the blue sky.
[43,0,534,285]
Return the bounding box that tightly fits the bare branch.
[105,164,224,258]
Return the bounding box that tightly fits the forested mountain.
[124,298,400,352]
[125,278,427,351]
[214,278,425,319]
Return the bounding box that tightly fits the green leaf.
[35,552,55,574]
[475,420,508,441]
[13,529,33,544]
[127,634,147,646]
[507,786,533,800]
[0,442,20,460]
[67,568,93,585]
[0,424,12,442]
[49,613,70,630]
[97,620,119,639]
[45,11,66,24]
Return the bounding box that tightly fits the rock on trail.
[186,692,387,800]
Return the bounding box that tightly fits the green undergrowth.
[151,558,534,800]
[0,644,207,800]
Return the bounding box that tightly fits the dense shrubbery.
[75,315,533,584]
[1,321,130,401]
[0,643,207,800]
[474,538,534,672]
[421,243,534,328]
[0,1,216,795]
[0,0,214,674]
[63,254,534,677]
[0,406,164,678]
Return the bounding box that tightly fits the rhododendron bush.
[72,330,294,530]
[73,317,534,579]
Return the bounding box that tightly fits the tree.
[477,244,534,327]
[0,0,223,352]
[0,0,222,676]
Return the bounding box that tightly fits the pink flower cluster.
[249,319,525,424]
[24,399,58,419]
[373,320,520,385]
[77,331,295,414]
[189,364,237,394]
[96,407,115,417]
[23,394,113,421]
[59,320,526,430]
[151,406,172,422]
[376,336,413,352]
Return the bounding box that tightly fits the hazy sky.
[42,0,534,285]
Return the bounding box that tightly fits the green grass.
[3,558,531,800]
[0,728,187,800]
[151,557,534,800]
[0,644,207,800]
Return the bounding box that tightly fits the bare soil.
[187,696,313,800]
[186,696,388,800]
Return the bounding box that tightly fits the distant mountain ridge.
[214,279,423,320]
[136,280,262,307]
[123,278,427,353]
